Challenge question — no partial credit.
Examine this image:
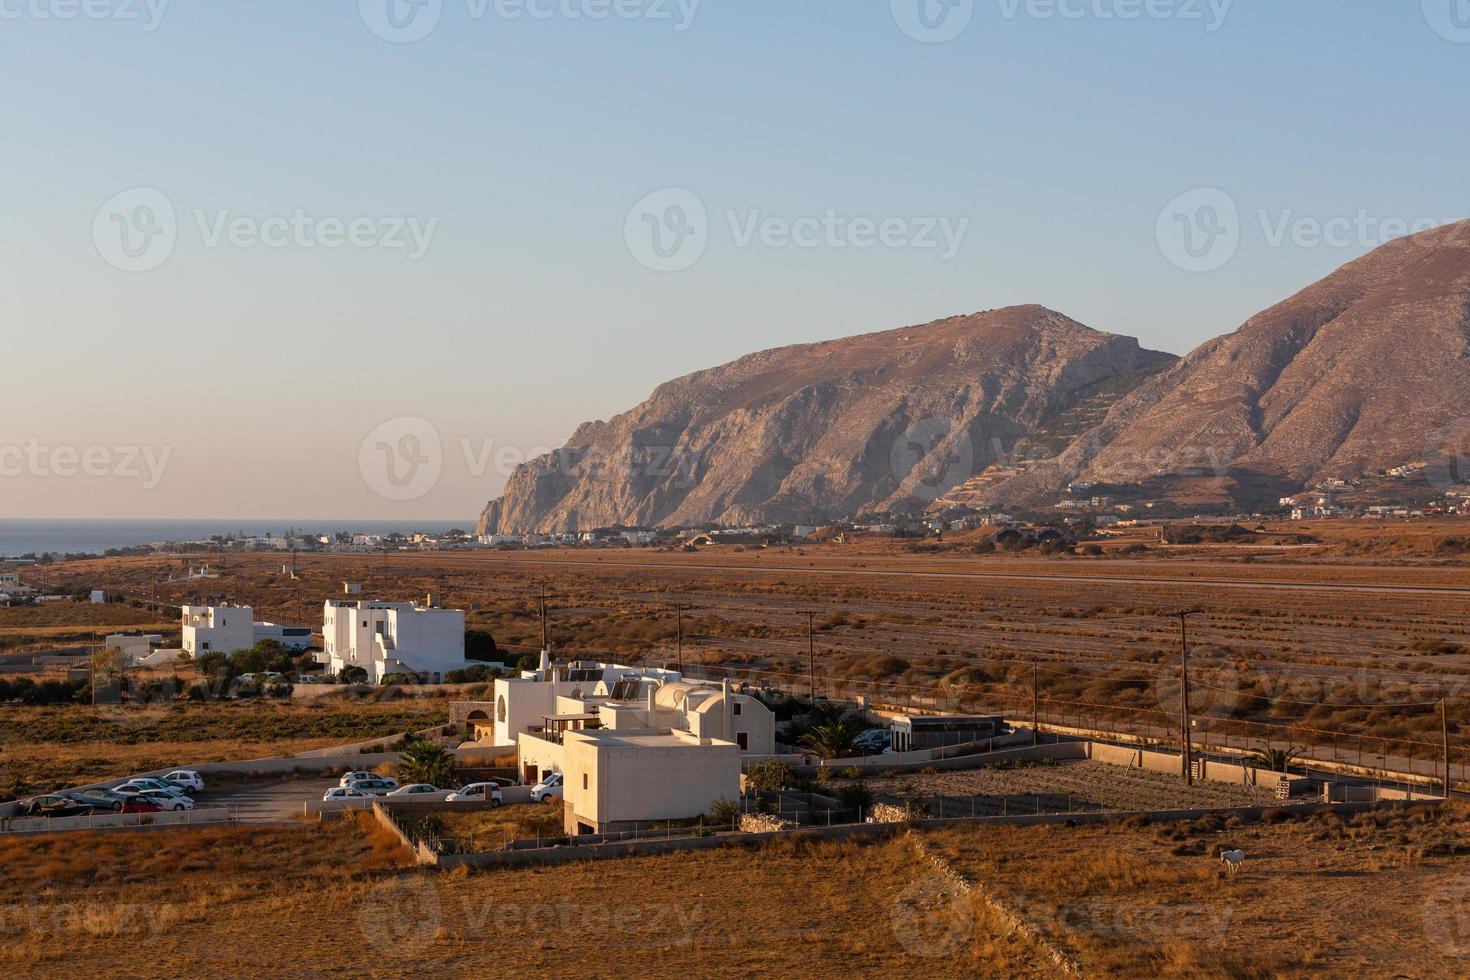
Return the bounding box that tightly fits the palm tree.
[801,718,865,760]
[1246,744,1299,773]
[398,741,456,788]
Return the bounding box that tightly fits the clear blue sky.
[2,0,1466,520]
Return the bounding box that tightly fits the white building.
[321,598,468,683]
[561,728,741,835]
[181,605,313,656]
[104,633,164,665]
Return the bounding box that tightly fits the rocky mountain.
[979,219,1470,508]
[477,306,1176,534]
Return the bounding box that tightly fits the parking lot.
[193,777,345,822]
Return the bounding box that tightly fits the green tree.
[801,718,865,760]
[338,665,369,684]
[745,759,794,793]
[1247,744,1300,773]
[398,741,456,788]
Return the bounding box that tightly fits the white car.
[338,771,380,787]
[445,783,502,806]
[385,784,444,798]
[163,770,205,793]
[119,778,189,798]
[322,787,367,802]
[345,777,399,796]
[530,772,563,802]
[135,789,193,811]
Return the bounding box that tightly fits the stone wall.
[740,812,794,834]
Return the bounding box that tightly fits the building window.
[732,701,742,716]
[582,773,589,790]
[737,732,748,750]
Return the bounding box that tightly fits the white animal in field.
[1219,849,1246,875]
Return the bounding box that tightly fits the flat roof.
[567,728,729,750]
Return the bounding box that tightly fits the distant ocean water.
[0,519,469,557]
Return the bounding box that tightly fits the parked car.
[344,777,399,796]
[529,772,563,803]
[62,790,125,812]
[338,771,380,787]
[385,784,444,797]
[445,783,503,806]
[122,776,190,795]
[163,770,205,792]
[119,797,164,814]
[134,789,193,811]
[20,795,93,818]
[321,787,367,802]
[117,779,189,798]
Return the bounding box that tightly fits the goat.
[1219,849,1246,876]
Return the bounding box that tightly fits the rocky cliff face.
[477,306,1175,534]
[979,220,1470,507]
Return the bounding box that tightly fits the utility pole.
[1443,697,1452,798]
[805,611,816,702]
[1032,664,1039,746]
[1170,609,1203,785]
[675,605,684,673]
[539,582,549,653]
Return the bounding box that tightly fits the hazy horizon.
[4,1,1467,520]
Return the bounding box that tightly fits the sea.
[0,519,469,558]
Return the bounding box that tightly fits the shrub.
[745,760,794,793]
[709,796,740,827]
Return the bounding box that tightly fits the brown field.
[10,523,1470,788]
[0,699,450,798]
[0,818,1027,976]
[6,802,1469,976]
[921,800,1470,977]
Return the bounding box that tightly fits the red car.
[119,797,163,814]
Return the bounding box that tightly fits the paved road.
[195,776,341,822]
[459,555,1470,598]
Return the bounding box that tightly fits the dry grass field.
[861,760,1282,817]
[6,802,1468,976]
[921,800,1470,977]
[27,526,1470,757]
[0,818,1033,976]
[0,699,449,799]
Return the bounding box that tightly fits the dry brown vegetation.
[18,525,1470,779]
[8,802,1469,976]
[923,801,1470,977]
[0,822,1035,976]
[0,699,449,798]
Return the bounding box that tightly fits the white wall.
[564,731,739,833]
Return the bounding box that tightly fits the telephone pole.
[1032,664,1040,746]
[675,605,685,673]
[1442,697,1452,798]
[1169,609,1203,785]
[805,611,816,702]
[539,582,549,653]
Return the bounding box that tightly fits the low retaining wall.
[0,805,236,835]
